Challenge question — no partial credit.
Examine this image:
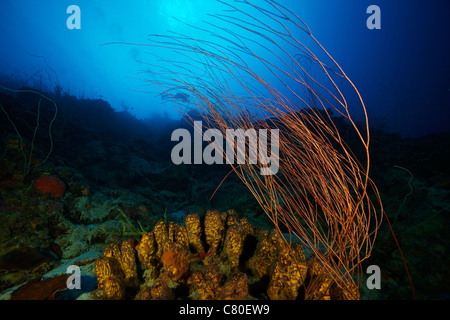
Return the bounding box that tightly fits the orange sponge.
[35,176,66,198]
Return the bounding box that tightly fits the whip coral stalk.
[0,85,58,176]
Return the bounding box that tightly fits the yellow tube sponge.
[248,230,279,278]
[185,213,204,254]
[307,260,333,300]
[150,280,174,300]
[204,209,224,255]
[189,265,221,300]
[224,224,244,271]
[267,246,308,300]
[119,239,138,287]
[103,243,121,260]
[153,221,172,257]
[218,272,248,300]
[135,232,157,270]
[95,257,125,300]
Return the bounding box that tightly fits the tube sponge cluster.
[94,209,359,300]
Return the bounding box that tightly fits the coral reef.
[0,85,448,301]
[93,209,360,300]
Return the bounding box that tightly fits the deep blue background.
[0,0,448,137]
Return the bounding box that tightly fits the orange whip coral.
[130,0,413,299]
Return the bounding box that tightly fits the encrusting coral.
[93,209,361,300]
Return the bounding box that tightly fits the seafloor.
[0,88,448,300]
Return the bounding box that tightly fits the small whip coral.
[35,176,65,198]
